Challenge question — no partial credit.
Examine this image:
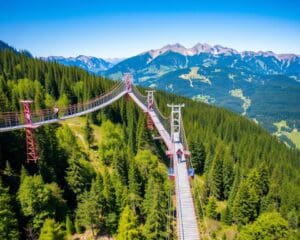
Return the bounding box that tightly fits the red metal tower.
[20,100,39,163]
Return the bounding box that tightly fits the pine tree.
[116,205,141,240]
[102,168,116,213]
[112,149,128,185]
[209,157,223,200]
[222,152,234,199]
[66,214,74,236]
[83,116,94,147]
[142,172,168,240]
[190,140,206,174]
[39,218,65,240]
[237,212,294,240]
[206,196,218,219]
[232,181,259,225]
[221,206,232,225]
[75,190,101,237]
[258,163,269,196]
[127,161,142,214]
[136,114,150,150]
[65,155,95,196]
[0,182,19,239]
[125,101,137,154]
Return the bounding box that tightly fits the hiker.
[53,107,59,118]
[148,100,153,110]
[176,148,183,162]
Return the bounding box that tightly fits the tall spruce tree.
[142,171,168,240]
[190,140,206,174]
[116,205,141,240]
[209,157,224,200]
[232,181,260,225]
[206,196,218,219]
[0,182,19,239]
[39,218,65,240]
[222,151,234,199]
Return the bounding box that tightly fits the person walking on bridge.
[176,148,183,162]
[53,107,59,118]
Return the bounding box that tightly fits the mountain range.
[43,55,114,74]
[104,44,300,141]
[3,40,300,147]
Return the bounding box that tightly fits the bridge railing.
[132,85,171,135]
[131,85,148,106]
[60,80,125,118]
[152,100,171,134]
[0,81,126,129]
[180,116,195,176]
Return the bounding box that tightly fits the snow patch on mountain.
[192,94,216,104]
[228,74,236,80]
[179,67,211,86]
[290,76,300,82]
[229,89,251,116]
[166,84,174,92]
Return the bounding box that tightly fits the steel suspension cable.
[193,179,210,239]
[0,80,126,129]
[167,188,171,240]
[180,116,194,172]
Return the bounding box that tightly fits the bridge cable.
[193,179,211,239]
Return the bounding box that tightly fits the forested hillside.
[0,49,299,239]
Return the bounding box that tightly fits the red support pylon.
[20,100,39,163]
[146,113,154,130]
[125,93,130,102]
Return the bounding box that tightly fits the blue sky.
[1,0,299,58]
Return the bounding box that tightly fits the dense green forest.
[0,49,300,239]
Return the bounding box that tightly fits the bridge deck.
[129,91,200,240]
[128,92,172,150]
[174,142,200,240]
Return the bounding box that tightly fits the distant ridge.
[43,55,114,74]
[143,43,299,60]
[104,42,300,143]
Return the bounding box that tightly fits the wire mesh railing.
[152,99,171,134]
[132,85,171,135]
[0,80,126,130]
[180,116,194,175]
[131,85,148,106]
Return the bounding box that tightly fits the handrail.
[0,80,126,131]
[131,85,148,106]
[180,116,195,173]
[175,154,185,239]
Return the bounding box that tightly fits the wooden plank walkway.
[130,92,200,240]
[174,142,200,240]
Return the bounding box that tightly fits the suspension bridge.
[0,74,200,240]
